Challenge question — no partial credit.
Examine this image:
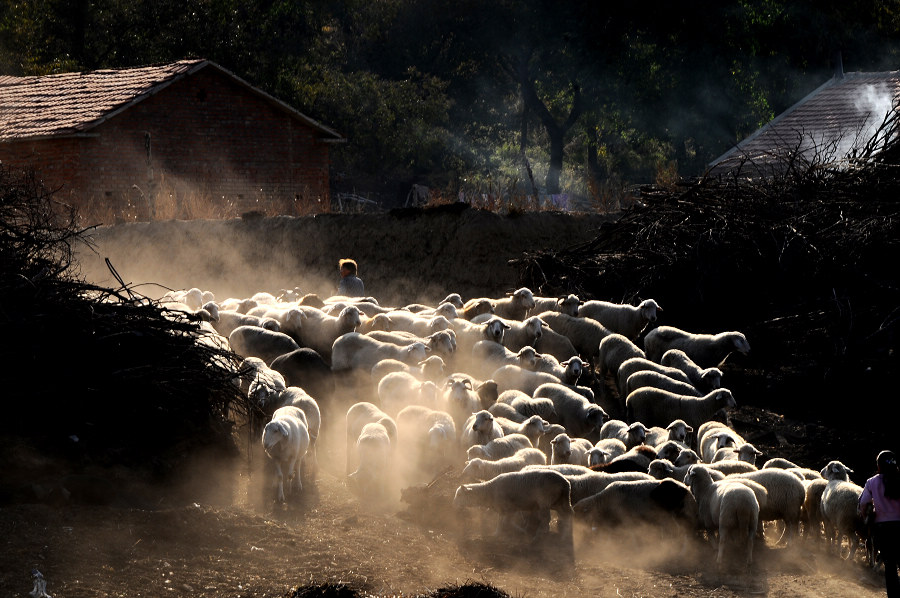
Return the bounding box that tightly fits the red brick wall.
[0,67,333,217]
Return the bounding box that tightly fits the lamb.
[494,414,551,446]
[566,470,655,504]
[550,433,594,466]
[536,311,612,365]
[598,419,650,450]
[644,326,751,367]
[240,356,286,399]
[345,402,398,474]
[644,419,694,447]
[531,294,581,317]
[802,478,829,543]
[596,333,646,383]
[370,355,446,384]
[247,305,307,343]
[218,296,259,314]
[530,352,584,384]
[461,410,504,448]
[615,357,693,402]
[471,341,538,379]
[453,468,573,539]
[573,478,698,541]
[533,382,609,439]
[660,349,723,393]
[819,460,865,559]
[331,332,429,372]
[269,387,321,479]
[466,433,533,461]
[593,445,659,473]
[367,329,457,360]
[704,460,759,476]
[654,440,688,463]
[262,406,310,503]
[474,315,544,352]
[577,298,662,341]
[624,370,702,399]
[269,348,335,406]
[295,305,362,361]
[587,438,628,466]
[461,448,547,481]
[625,387,737,430]
[347,422,393,500]
[379,310,453,338]
[229,325,300,364]
[713,443,763,465]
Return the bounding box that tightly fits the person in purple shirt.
[860,450,900,597]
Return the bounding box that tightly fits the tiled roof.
[710,71,900,176]
[0,59,343,142]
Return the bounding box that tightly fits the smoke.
[829,83,897,160]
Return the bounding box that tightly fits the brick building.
[0,59,344,219]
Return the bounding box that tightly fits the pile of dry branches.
[0,165,249,490]
[513,115,900,423]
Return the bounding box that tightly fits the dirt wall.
[75,205,612,305]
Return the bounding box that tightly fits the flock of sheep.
[161,284,872,574]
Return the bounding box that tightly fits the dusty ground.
[0,404,889,598]
[2,208,893,597]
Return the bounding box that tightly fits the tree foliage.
[2,0,900,202]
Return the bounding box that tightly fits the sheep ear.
[846,466,854,473]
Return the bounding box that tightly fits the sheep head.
[820,460,853,481]
[666,419,693,442]
[557,294,581,317]
[649,459,676,479]
[471,410,494,432]
[674,449,701,467]
[561,357,584,384]
[516,346,539,369]
[639,299,661,322]
[262,420,289,452]
[483,317,510,344]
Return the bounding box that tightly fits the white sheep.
[471,341,539,379]
[660,349,723,393]
[459,297,495,320]
[345,401,398,475]
[487,401,527,423]
[567,470,656,504]
[683,465,765,570]
[536,311,612,365]
[644,325,751,367]
[229,325,300,364]
[347,422,393,500]
[494,414,551,446]
[489,315,546,352]
[218,296,259,314]
[377,370,440,417]
[587,438,628,467]
[461,410,504,448]
[573,478,698,543]
[615,357,693,402]
[598,419,649,450]
[533,326,580,362]
[396,405,458,481]
[331,332,429,372]
[697,421,744,462]
[266,387,321,479]
[453,468,573,540]
[550,433,594,466]
[533,382,609,439]
[531,294,581,317]
[379,310,453,338]
[450,316,508,355]
[819,460,865,559]
[730,468,807,545]
[442,374,483,431]
[577,298,662,341]
[370,355,446,384]
[713,443,763,465]
[502,393,558,422]
[529,351,582,384]
[213,310,282,338]
[624,370,702,398]
[262,405,310,503]
[491,364,561,396]
[625,387,736,430]
[367,328,457,360]
[466,433,533,461]
[240,356,286,399]
[644,419,694,447]
[762,457,801,470]
[802,477,829,543]
[461,448,548,481]
[490,287,537,321]
[705,460,759,476]
[596,333,646,383]
[295,305,362,361]
[653,440,688,464]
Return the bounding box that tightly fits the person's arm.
[859,479,874,517]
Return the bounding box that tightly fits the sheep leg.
[273,463,286,503]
